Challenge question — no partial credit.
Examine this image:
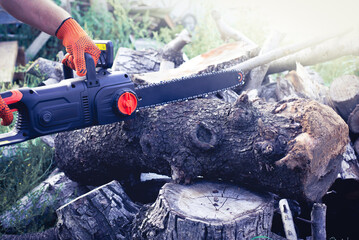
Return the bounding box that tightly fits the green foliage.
[184,16,224,58]
[183,12,224,59]
[0,138,54,234]
[153,25,183,45]
[72,0,154,54]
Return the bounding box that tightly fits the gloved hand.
[56,18,101,76]
[0,96,13,126]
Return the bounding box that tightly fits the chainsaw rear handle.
[0,51,137,147]
[63,40,114,80]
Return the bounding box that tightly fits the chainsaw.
[0,40,244,147]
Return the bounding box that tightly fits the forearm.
[0,0,70,35]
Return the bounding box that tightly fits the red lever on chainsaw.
[117,92,137,115]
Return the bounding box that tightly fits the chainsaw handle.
[0,89,30,147]
[62,53,95,80]
[62,40,114,80]
[63,64,74,79]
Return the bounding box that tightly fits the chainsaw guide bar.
[135,69,245,110]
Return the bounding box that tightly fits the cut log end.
[134,181,274,239]
[330,75,359,121]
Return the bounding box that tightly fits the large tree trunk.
[133,181,274,240]
[55,93,348,202]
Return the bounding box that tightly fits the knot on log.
[190,121,218,150]
[235,93,249,106]
[231,93,255,128]
[254,135,288,163]
[254,141,274,156]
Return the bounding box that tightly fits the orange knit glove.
[56,18,101,76]
[0,95,13,126]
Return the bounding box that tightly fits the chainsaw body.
[0,71,135,146]
[0,40,244,147]
[0,45,136,146]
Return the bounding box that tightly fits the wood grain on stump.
[134,181,274,240]
[330,75,359,121]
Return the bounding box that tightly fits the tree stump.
[134,181,274,240]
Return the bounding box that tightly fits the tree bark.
[56,180,140,240]
[348,104,359,133]
[329,75,359,121]
[55,93,348,202]
[112,35,190,77]
[340,143,359,180]
[275,76,300,101]
[133,181,274,240]
[111,48,161,74]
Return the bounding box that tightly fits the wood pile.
[2,11,359,240]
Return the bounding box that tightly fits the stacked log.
[55,93,348,203]
[330,75,359,122]
[330,75,359,157]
